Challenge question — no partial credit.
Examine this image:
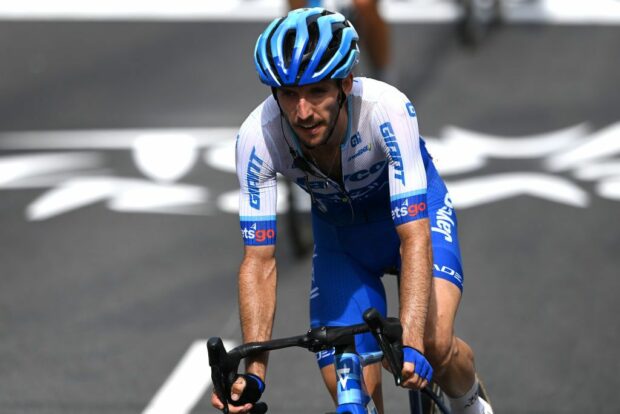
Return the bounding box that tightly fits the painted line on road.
[142,339,237,414]
[0,128,237,150]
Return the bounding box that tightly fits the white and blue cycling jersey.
[236,78,464,366]
[237,78,429,241]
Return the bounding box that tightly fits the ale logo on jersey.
[347,132,372,163]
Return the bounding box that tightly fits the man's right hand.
[211,376,252,413]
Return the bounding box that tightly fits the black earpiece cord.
[272,83,354,221]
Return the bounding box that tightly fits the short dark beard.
[299,97,343,150]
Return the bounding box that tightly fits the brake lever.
[207,337,236,414]
[363,308,404,386]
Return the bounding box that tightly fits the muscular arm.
[373,87,431,351]
[239,244,277,380]
[397,218,433,352]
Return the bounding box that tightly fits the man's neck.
[303,103,348,182]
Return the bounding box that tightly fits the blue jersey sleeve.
[372,89,428,226]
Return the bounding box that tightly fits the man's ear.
[342,73,354,95]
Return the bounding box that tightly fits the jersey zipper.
[306,154,356,222]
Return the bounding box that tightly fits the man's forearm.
[398,220,433,352]
[238,250,277,379]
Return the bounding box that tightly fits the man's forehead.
[280,79,337,91]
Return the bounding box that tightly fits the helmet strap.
[323,80,346,146]
[337,80,346,108]
[271,87,279,104]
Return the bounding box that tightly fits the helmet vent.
[283,29,297,66]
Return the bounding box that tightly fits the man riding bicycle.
[212,7,493,414]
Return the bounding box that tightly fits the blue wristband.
[246,373,265,393]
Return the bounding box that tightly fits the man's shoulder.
[238,96,281,143]
[353,77,406,103]
[353,77,413,124]
[236,95,284,170]
[240,95,280,131]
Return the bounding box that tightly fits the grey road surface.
[1,19,619,413]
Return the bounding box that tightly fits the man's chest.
[282,130,388,199]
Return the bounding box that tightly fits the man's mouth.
[297,122,321,131]
[297,122,322,136]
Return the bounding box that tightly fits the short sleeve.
[372,89,428,226]
[236,114,278,245]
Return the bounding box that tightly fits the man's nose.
[296,98,312,119]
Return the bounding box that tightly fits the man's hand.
[211,376,252,413]
[401,347,433,390]
[211,374,265,413]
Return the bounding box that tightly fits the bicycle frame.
[333,344,382,413]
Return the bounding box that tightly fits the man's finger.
[211,392,224,409]
[231,377,247,401]
[402,362,415,380]
[234,403,252,413]
[403,373,418,387]
[402,373,425,390]
[419,364,430,382]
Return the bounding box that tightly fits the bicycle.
[208,307,452,414]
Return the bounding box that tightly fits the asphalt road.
[1,16,619,414]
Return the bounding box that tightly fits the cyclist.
[212,7,493,414]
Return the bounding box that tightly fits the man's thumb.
[231,377,246,401]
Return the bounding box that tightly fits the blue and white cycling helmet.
[254,8,359,87]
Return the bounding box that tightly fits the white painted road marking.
[0,152,104,187]
[142,339,237,414]
[2,123,620,220]
[26,177,210,221]
[0,128,237,150]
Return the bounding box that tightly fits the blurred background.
[1,1,619,413]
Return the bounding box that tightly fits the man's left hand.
[401,346,433,390]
